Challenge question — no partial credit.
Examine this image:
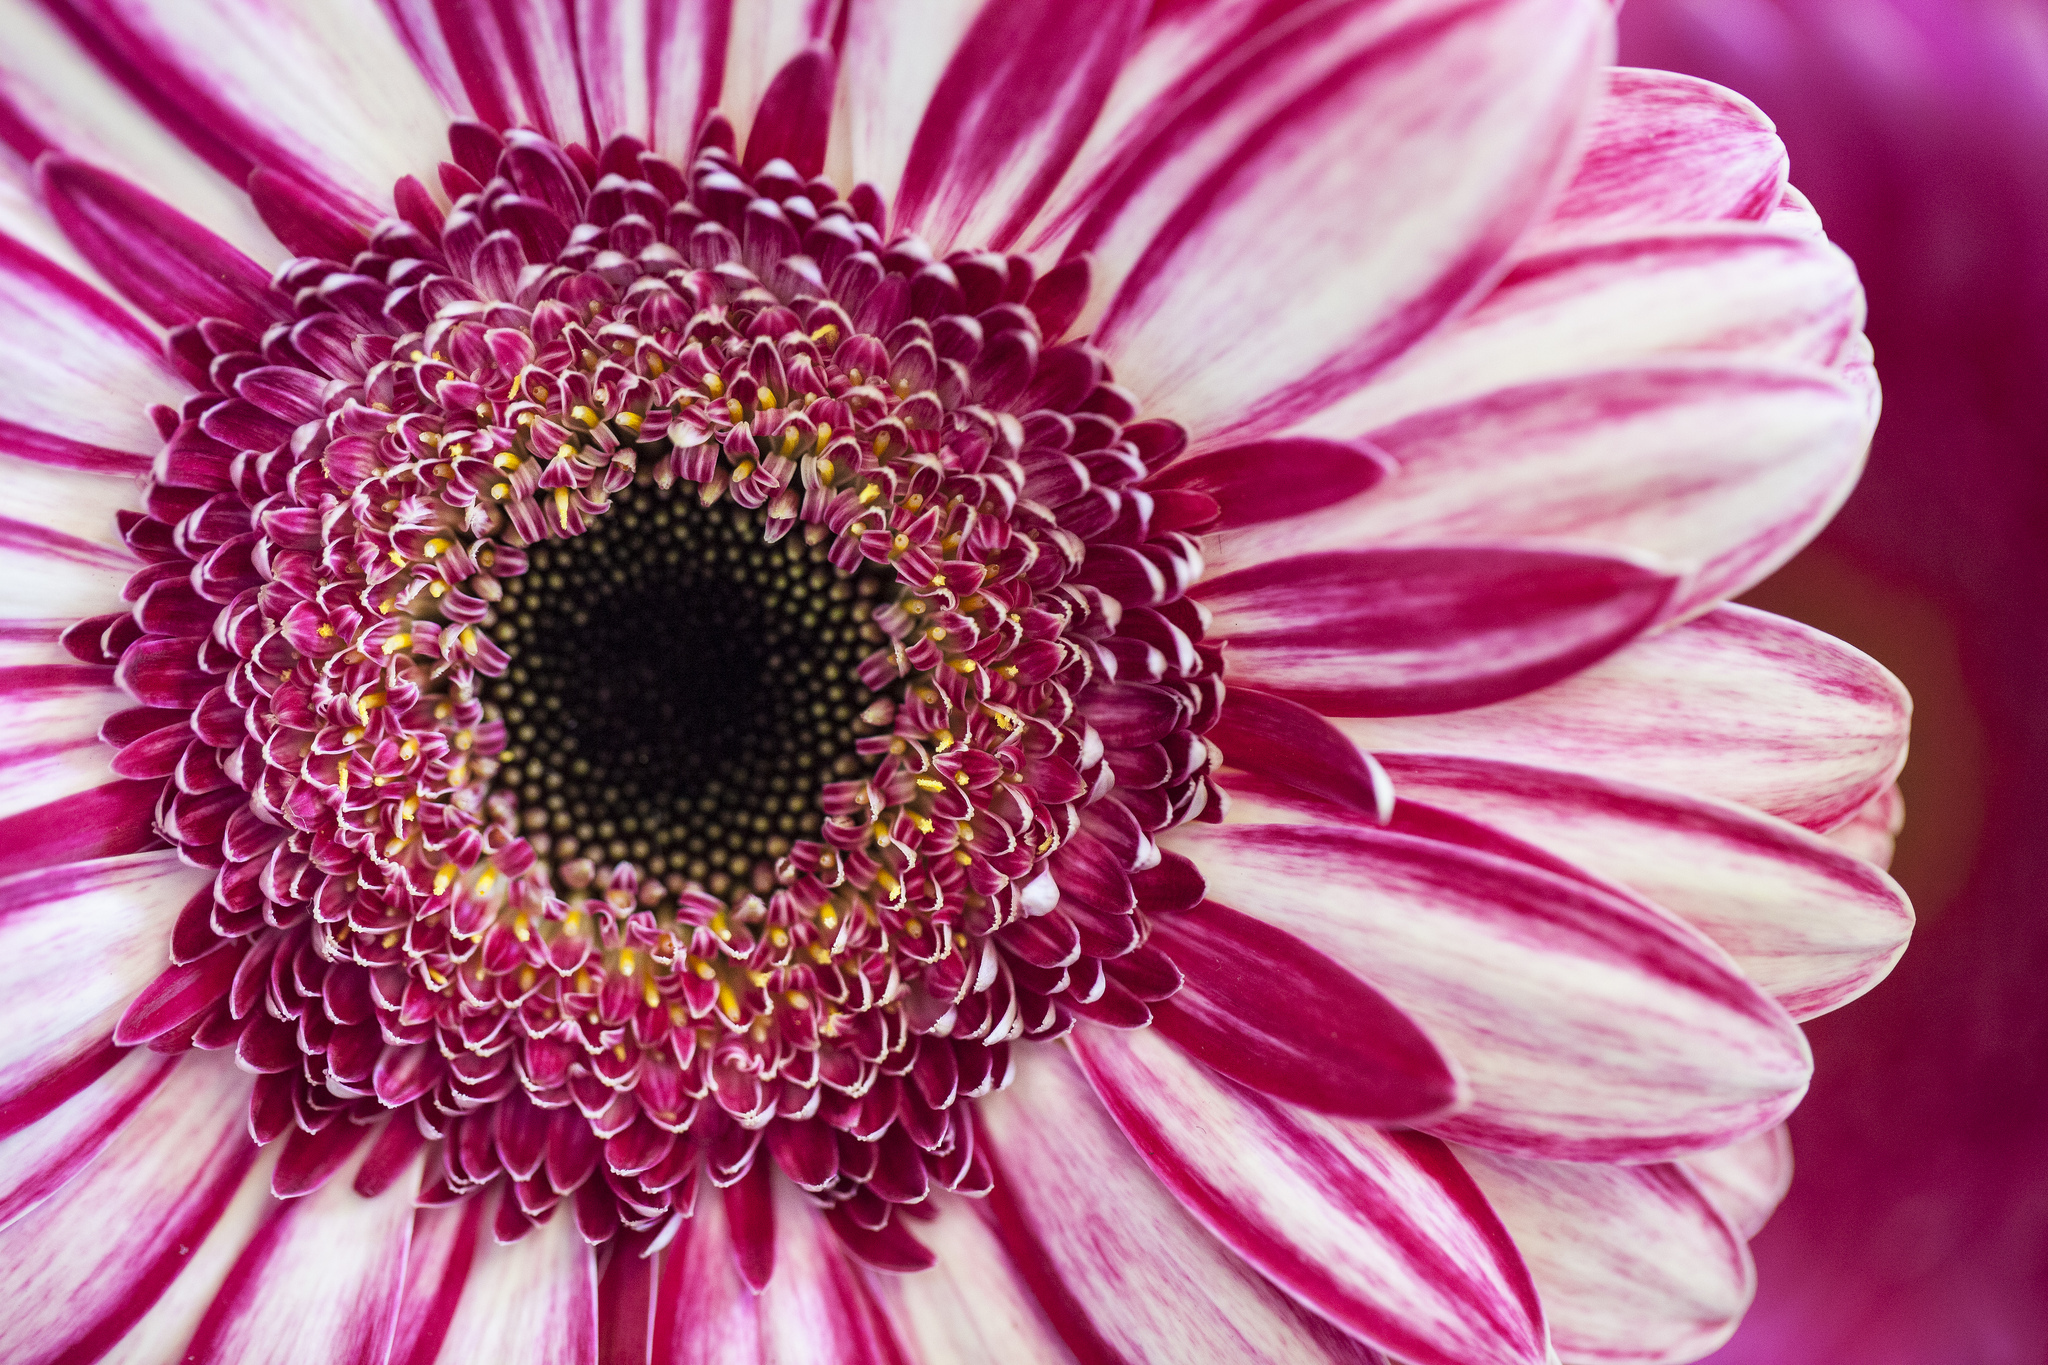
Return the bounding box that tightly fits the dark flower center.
[485,485,890,891]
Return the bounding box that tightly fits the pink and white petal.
[0,1046,172,1226]
[1074,1024,1546,1365]
[387,1200,488,1365]
[1524,67,1787,250]
[1164,817,1811,1161]
[979,1045,1389,1365]
[0,778,164,877]
[837,0,985,203]
[0,1052,262,1365]
[1679,1125,1794,1241]
[1294,225,1866,435]
[426,1192,598,1365]
[35,0,450,219]
[0,518,133,664]
[1378,754,1913,1020]
[0,662,131,823]
[577,0,730,154]
[181,1140,421,1365]
[0,2,271,257]
[0,851,207,1106]
[652,1177,762,1364]
[721,0,840,158]
[1822,783,1903,870]
[376,0,589,148]
[1195,543,1677,716]
[1210,363,1869,617]
[1338,604,1910,832]
[883,0,1148,253]
[868,1194,1079,1365]
[1084,0,1610,444]
[761,1179,912,1362]
[1454,1145,1753,1365]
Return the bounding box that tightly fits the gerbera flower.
[0,2,1912,1363]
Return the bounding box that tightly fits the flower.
[0,2,1912,1363]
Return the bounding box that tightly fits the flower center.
[486,487,890,893]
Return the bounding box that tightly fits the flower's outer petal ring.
[839,0,997,218]
[867,1194,1086,1365]
[979,1046,1393,1364]
[1194,543,1678,717]
[0,779,165,879]
[1525,67,1788,250]
[1454,1144,1754,1365]
[180,1143,422,1365]
[1680,1125,1794,1241]
[1822,783,1903,870]
[38,155,284,331]
[0,662,131,823]
[416,1188,599,1365]
[1296,225,1866,437]
[575,0,731,155]
[385,1200,487,1365]
[1376,754,1914,1020]
[648,1178,912,1363]
[1165,816,1812,1162]
[0,517,133,672]
[0,851,205,1135]
[0,1046,172,1230]
[373,0,590,151]
[1074,1024,1547,1365]
[31,0,451,221]
[0,1053,263,1365]
[1338,603,1909,832]
[1213,362,1869,618]
[721,0,844,162]
[1084,0,1611,445]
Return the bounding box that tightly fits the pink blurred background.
[1619,1,2048,1359]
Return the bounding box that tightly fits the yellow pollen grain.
[769,927,789,948]
[342,726,366,745]
[811,323,839,345]
[726,399,744,422]
[388,548,406,566]
[815,424,833,449]
[475,867,497,894]
[734,460,756,481]
[433,865,457,895]
[619,949,637,975]
[704,373,724,397]
[556,442,577,460]
[429,581,446,598]
[491,482,511,500]
[493,452,521,472]
[955,850,973,866]
[358,692,387,715]
[520,966,537,989]
[381,634,411,655]
[871,435,888,456]
[956,769,972,785]
[915,777,944,793]
[399,739,418,760]
[718,983,740,1020]
[618,411,642,430]
[644,981,660,1007]
[572,405,600,426]
[424,538,449,557]
[513,913,532,942]
[779,428,799,457]
[554,486,572,526]
[759,389,777,410]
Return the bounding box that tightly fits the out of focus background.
[1618,1,2048,1359]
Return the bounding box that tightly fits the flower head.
[0,3,1910,1364]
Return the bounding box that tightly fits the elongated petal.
[1527,67,1786,248]
[0,1046,170,1227]
[377,0,587,146]
[0,778,164,877]
[0,852,206,1113]
[0,663,130,823]
[182,1140,420,1365]
[1339,604,1909,831]
[652,1175,762,1364]
[1148,899,1465,1122]
[0,517,133,663]
[1300,225,1865,435]
[576,0,730,153]
[979,1046,1389,1364]
[1085,0,1609,443]
[1075,1025,1545,1365]
[840,0,989,210]
[1680,1125,1793,1240]
[719,0,842,159]
[1165,818,1811,1160]
[866,1194,1081,1365]
[387,1200,487,1365]
[1378,754,1913,1019]
[0,1053,261,1364]
[426,1192,598,1365]
[1822,783,1902,870]
[1455,1145,1753,1365]
[1195,544,1676,715]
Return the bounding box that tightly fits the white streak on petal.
[1680,1125,1794,1241]
[430,1193,598,1365]
[869,1194,1076,1365]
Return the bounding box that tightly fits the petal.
[1377,753,1913,1020]
[839,0,987,207]
[426,1190,599,1365]
[1147,899,1467,1123]
[1213,363,1870,617]
[32,0,449,216]
[386,1200,487,1365]
[720,0,842,160]
[38,155,284,330]
[865,1194,1079,1365]
[1073,1024,1546,1365]
[576,0,730,154]
[1166,815,1812,1160]
[0,851,206,1109]
[0,778,165,878]
[1454,1145,1754,1365]
[0,662,130,824]
[0,1046,171,1227]
[1155,436,1393,531]
[650,1174,763,1364]
[1296,225,1866,436]
[1525,67,1787,248]
[0,516,134,666]
[0,1052,262,1364]
[1194,544,1677,716]
[181,1139,421,1365]
[978,1045,1390,1364]
[1821,783,1903,870]
[1680,1125,1793,1240]
[762,1179,910,1361]
[1338,603,1910,831]
[1085,0,1610,443]
[377,0,589,147]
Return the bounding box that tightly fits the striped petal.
[181,1140,421,1365]
[0,778,164,878]
[1455,1145,1753,1365]
[1680,1125,1794,1240]
[1822,783,1903,870]
[1211,363,1869,616]
[1378,753,1913,1019]
[0,851,206,1117]
[1074,1024,1547,1365]
[1195,544,1677,716]
[720,0,842,160]
[0,1052,261,1365]
[1166,815,1811,1161]
[426,1192,599,1365]
[0,518,133,669]
[1338,604,1909,831]
[979,1045,1390,1364]
[378,0,588,148]
[386,1200,487,1365]
[867,1195,1080,1365]
[0,662,130,824]
[577,0,731,154]
[0,1045,171,1227]
[1085,0,1610,443]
